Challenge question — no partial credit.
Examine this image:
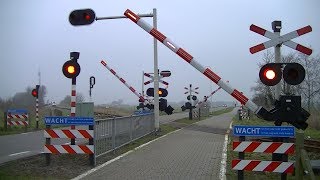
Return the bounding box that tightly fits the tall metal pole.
[273,21,281,100]
[153,8,160,131]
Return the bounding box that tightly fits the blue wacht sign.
[7,109,28,114]
[233,125,295,137]
[44,116,94,125]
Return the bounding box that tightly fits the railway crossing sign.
[233,125,295,137]
[250,24,312,55]
[44,116,94,125]
[144,72,169,86]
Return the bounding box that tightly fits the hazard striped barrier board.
[232,159,294,173]
[7,121,29,126]
[44,145,94,154]
[44,129,93,139]
[7,114,28,119]
[233,141,294,154]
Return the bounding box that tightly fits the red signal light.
[264,69,276,80]
[69,9,96,26]
[259,63,282,86]
[84,14,91,21]
[32,89,38,97]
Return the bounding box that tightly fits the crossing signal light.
[69,9,96,26]
[31,89,38,97]
[31,85,40,98]
[283,63,305,85]
[146,88,168,97]
[62,60,81,79]
[259,63,305,86]
[259,63,282,86]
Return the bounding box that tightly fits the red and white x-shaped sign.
[144,73,169,86]
[250,24,312,55]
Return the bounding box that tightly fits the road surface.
[77,108,236,180]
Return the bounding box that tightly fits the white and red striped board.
[7,121,29,126]
[7,114,28,119]
[44,145,94,154]
[250,24,312,55]
[44,129,93,139]
[144,73,169,86]
[233,141,294,154]
[232,159,294,174]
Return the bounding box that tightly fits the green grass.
[210,107,234,116]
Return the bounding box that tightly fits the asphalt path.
[0,107,224,165]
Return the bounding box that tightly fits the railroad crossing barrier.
[43,116,95,166]
[232,125,315,180]
[4,109,29,131]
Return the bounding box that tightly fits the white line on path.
[72,128,182,180]
[9,151,31,157]
[219,121,233,180]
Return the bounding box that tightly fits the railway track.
[249,137,320,153]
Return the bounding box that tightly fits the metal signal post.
[62,52,81,145]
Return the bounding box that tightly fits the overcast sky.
[1,0,319,105]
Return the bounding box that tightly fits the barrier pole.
[46,125,51,165]
[124,9,263,116]
[4,112,7,131]
[238,136,245,180]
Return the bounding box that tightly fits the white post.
[273,21,281,100]
[275,42,281,100]
[153,8,160,131]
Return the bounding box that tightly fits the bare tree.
[294,53,320,111]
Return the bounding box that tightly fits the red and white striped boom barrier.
[124,9,266,116]
[195,87,221,107]
[250,24,312,55]
[101,60,145,102]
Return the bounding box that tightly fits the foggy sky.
[1,0,319,105]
